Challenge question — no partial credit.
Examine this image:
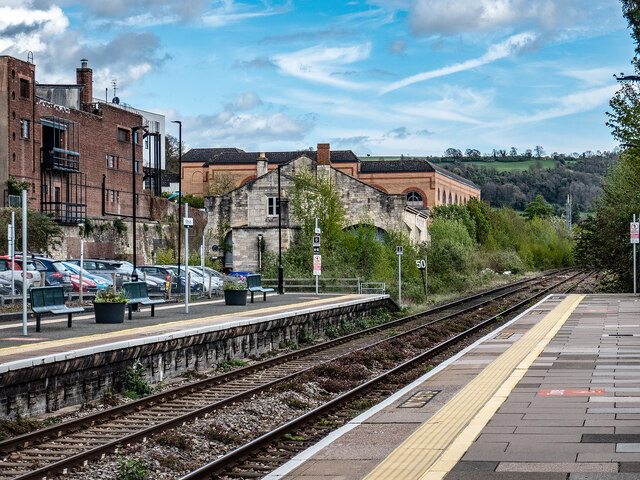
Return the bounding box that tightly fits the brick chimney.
[76,58,93,105]
[317,143,331,165]
[257,152,268,177]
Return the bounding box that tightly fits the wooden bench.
[30,286,85,333]
[247,274,275,303]
[123,282,165,320]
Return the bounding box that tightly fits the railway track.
[0,269,583,479]
[180,270,589,480]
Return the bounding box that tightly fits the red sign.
[538,389,604,396]
[632,222,639,244]
[313,254,321,276]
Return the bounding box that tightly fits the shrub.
[122,360,151,399]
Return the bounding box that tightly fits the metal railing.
[262,277,360,293]
[358,282,386,294]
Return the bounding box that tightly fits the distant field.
[360,156,576,173]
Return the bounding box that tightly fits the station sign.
[183,217,194,228]
[313,235,321,245]
[313,245,320,254]
[313,254,321,276]
[631,222,639,244]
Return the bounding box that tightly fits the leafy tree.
[165,134,185,174]
[206,172,236,196]
[524,195,553,220]
[444,148,462,159]
[534,146,545,158]
[7,177,30,196]
[465,148,481,158]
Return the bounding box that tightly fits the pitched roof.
[360,159,479,190]
[181,148,245,163]
[182,148,360,165]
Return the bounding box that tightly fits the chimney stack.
[257,152,268,177]
[317,143,331,165]
[76,58,93,105]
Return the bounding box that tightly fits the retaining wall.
[0,296,395,419]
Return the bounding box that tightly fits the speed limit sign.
[416,259,426,270]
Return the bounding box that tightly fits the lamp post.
[278,165,284,294]
[131,125,146,282]
[172,120,182,275]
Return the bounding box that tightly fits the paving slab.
[268,294,640,480]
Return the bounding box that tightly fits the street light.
[172,120,182,275]
[131,125,147,282]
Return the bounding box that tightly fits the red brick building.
[0,55,147,224]
[181,143,480,211]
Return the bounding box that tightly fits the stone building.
[183,143,480,211]
[206,145,429,272]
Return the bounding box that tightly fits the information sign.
[183,217,194,229]
[313,245,320,254]
[313,254,321,276]
[632,222,639,244]
[396,245,403,255]
[313,235,321,245]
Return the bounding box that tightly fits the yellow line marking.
[364,294,584,480]
[0,295,361,358]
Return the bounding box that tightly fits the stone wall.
[0,296,395,419]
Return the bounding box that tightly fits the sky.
[0,0,636,156]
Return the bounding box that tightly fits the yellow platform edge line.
[364,294,584,480]
[0,295,361,357]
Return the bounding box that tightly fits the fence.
[358,282,386,295]
[262,277,360,293]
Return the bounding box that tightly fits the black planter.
[224,289,248,306]
[94,302,126,323]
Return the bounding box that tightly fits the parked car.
[137,265,176,293]
[160,265,202,293]
[0,256,40,292]
[61,262,112,291]
[189,266,223,293]
[111,261,167,294]
[29,256,98,293]
[66,259,129,287]
[0,276,13,295]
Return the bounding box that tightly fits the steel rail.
[2,270,579,480]
[179,271,585,479]
[0,270,561,456]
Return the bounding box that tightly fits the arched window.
[437,188,440,203]
[449,192,452,205]
[406,190,423,208]
[455,194,458,204]
[442,190,446,205]
[464,197,467,205]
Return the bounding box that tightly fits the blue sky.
[1,0,635,156]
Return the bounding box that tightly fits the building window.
[449,192,452,205]
[20,119,29,139]
[437,188,440,203]
[110,190,115,202]
[442,190,446,205]
[117,128,129,143]
[144,136,149,149]
[19,79,29,99]
[267,197,280,217]
[136,194,139,205]
[406,191,423,208]
[134,161,139,173]
[105,154,109,167]
[455,194,458,204]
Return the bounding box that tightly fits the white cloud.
[407,0,582,35]
[492,84,619,126]
[272,43,373,90]
[381,32,536,94]
[561,67,617,87]
[0,5,68,54]
[235,92,262,110]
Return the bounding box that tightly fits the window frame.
[267,197,280,217]
[19,119,29,139]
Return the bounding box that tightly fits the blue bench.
[123,282,165,320]
[30,286,85,333]
[247,274,274,303]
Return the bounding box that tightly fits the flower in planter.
[224,276,247,290]
[94,288,128,303]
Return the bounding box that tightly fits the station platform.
[269,294,640,480]
[0,293,385,371]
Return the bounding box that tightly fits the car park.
[189,266,223,294]
[160,265,202,293]
[66,259,129,287]
[0,256,39,292]
[61,262,112,291]
[29,256,98,293]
